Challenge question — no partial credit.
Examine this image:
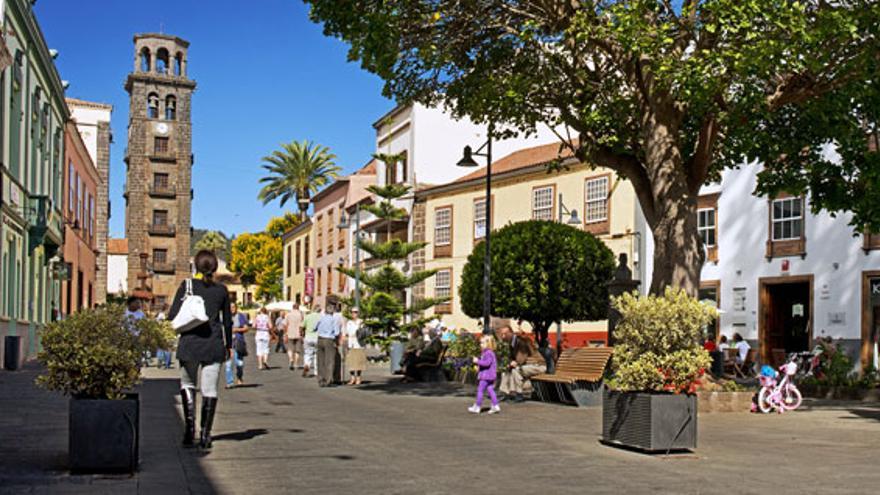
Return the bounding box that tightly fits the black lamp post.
[555,195,582,354]
[457,123,494,334]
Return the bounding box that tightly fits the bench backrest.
[556,347,614,382]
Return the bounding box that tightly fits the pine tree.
[338,153,447,345]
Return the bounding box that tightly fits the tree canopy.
[459,220,615,345]
[193,230,229,259]
[307,0,880,294]
[265,212,302,239]
[228,232,282,302]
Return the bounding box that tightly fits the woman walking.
[344,308,366,385]
[168,250,232,449]
[254,307,272,370]
[468,335,500,415]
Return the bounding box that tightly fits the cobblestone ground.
[1,346,879,495]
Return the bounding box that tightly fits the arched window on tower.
[140,47,151,72]
[174,53,183,76]
[165,95,176,120]
[147,93,159,119]
[156,48,170,74]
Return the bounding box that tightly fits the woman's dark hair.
[733,333,743,342]
[194,250,218,280]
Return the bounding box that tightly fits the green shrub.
[609,288,714,394]
[36,305,174,399]
[459,220,614,342]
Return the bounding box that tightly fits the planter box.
[602,389,697,452]
[3,335,23,370]
[389,341,405,374]
[69,394,139,473]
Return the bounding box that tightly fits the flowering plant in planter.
[609,288,715,394]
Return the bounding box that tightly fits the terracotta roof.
[455,141,575,183]
[107,238,128,254]
[357,159,377,175]
[65,97,113,111]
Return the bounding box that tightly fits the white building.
[642,164,880,369]
[106,238,128,296]
[360,103,562,306]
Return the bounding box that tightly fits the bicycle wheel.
[781,385,802,411]
[757,387,775,414]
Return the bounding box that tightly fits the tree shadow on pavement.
[355,377,473,398]
[840,404,880,423]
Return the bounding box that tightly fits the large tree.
[258,140,342,218]
[306,0,880,294]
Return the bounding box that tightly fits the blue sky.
[34,0,391,238]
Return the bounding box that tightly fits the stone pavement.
[2,347,880,495]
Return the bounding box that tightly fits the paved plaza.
[1,348,879,495]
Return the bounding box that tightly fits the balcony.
[149,184,176,198]
[148,223,176,237]
[152,262,176,274]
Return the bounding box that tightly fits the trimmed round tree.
[460,220,615,347]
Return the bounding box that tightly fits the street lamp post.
[556,195,582,356]
[457,123,494,335]
[337,204,361,310]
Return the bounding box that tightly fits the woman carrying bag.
[168,250,233,450]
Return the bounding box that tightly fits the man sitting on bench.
[498,323,546,402]
[402,326,444,382]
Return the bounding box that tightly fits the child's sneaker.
[467,404,481,414]
[488,405,501,415]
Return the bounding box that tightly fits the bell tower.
[124,33,196,309]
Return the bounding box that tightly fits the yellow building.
[414,142,643,346]
[282,219,312,305]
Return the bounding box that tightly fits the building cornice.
[415,156,582,199]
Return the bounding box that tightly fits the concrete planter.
[698,391,755,413]
[602,389,697,452]
[389,341,405,374]
[3,335,23,371]
[69,394,139,473]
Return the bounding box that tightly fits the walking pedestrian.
[469,335,500,415]
[168,250,232,450]
[155,305,174,369]
[225,303,249,388]
[285,303,305,370]
[302,306,321,377]
[274,311,288,354]
[344,308,366,385]
[315,303,341,387]
[254,307,272,370]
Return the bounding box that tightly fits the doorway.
[759,276,813,367]
[862,273,880,371]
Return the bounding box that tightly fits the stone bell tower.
[124,34,196,310]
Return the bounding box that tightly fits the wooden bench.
[531,347,614,407]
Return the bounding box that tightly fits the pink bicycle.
[757,360,803,414]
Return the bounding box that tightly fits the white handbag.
[171,279,209,333]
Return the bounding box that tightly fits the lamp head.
[567,209,581,225]
[457,145,479,167]
[336,214,349,230]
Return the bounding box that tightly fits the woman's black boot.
[180,388,196,447]
[199,397,218,449]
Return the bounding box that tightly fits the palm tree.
[257,140,341,218]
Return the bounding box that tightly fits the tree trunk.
[646,191,704,297]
